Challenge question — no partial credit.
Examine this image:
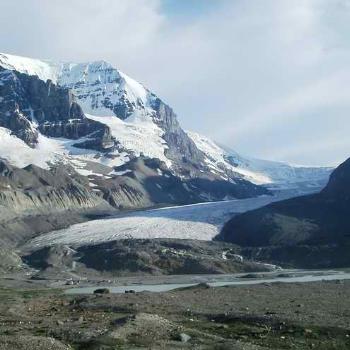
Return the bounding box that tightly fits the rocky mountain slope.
[218,157,350,268]
[0,160,112,247]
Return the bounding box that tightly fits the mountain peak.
[0,52,149,118]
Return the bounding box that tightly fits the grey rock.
[0,159,113,250]
[178,333,191,343]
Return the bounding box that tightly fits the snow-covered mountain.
[0,53,198,171]
[187,131,332,190]
[0,52,331,209]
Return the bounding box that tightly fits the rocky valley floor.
[0,279,348,349]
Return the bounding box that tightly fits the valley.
[19,189,317,279]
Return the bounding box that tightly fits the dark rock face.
[0,67,113,150]
[321,157,350,200]
[241,244,350,269]
[0,69,38,146]
[150,98,205,173]
[217,158,350,267]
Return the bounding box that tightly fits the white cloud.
[0,0,164,62]
[0,0,349,166]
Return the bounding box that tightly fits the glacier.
[26,194,292,249]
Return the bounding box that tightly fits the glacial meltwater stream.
[65,270,350,294]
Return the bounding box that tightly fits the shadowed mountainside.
[217,158,350,268]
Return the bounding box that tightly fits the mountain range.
[0,53,332,249]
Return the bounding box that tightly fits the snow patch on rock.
[86,114,171,167]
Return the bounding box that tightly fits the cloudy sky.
[1,0,349,166]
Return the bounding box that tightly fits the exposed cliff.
[0,67,113,151]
